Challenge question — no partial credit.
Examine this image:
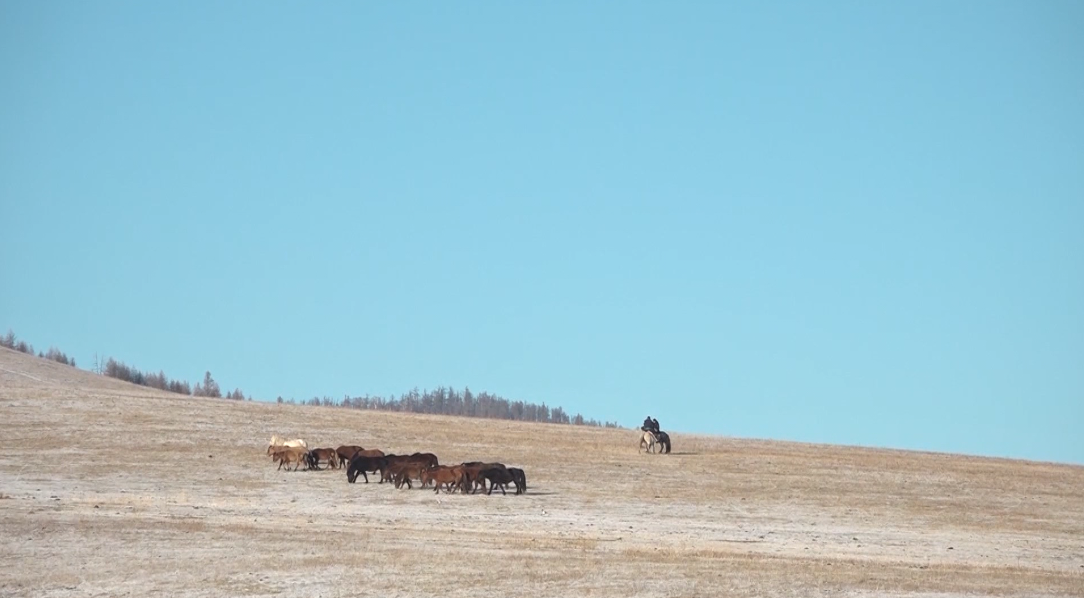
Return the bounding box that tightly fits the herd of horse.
[266,428,672,495]
[265,435,527,495]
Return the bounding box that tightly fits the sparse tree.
[194,371,221,398]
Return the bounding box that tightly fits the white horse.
[638,431,658,454]
[267,435,308,455]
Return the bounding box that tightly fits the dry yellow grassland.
[1,346,1081,597]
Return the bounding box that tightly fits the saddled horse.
[639,431,658,454]
[267,435,307,455]
[655,431,672,454]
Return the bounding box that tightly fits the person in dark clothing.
[642,416,660,434]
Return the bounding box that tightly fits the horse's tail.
[659,433,671,454]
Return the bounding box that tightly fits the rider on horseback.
[642,416,660,434]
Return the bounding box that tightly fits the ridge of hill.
[1,346,1081,597]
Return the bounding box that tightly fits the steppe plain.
[0,347,1081,597]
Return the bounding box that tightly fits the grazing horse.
[347,454,388,483]
[267,435,307,455]
[639,431,658,454]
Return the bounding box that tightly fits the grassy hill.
[1,346,1080,597]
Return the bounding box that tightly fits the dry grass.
[1,346,1082,597]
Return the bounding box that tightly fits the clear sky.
[2,2,1081,464]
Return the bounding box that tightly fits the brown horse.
[410,452,439,469]
[307,448,340,470]
[421,466,462,493]
[379,454,435,484]
[271,446,307,471]
[459,462,507,494]
[336,445,365,465]
[379,455,409,483]
[392,462,429,489]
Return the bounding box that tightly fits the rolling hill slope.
[0,346,1080,597]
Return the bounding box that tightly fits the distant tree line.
[102,359,244,400]
[2,330,75,367]
[102,358,195,395]
[280,387,620,428]
[3,329,618,428]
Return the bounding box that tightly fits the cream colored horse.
[267,435,308,455]
[638,431,658,454]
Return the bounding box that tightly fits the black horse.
[655,431,672,454]
[347,456,387,483]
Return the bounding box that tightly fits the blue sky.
[2,2,1081,464]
